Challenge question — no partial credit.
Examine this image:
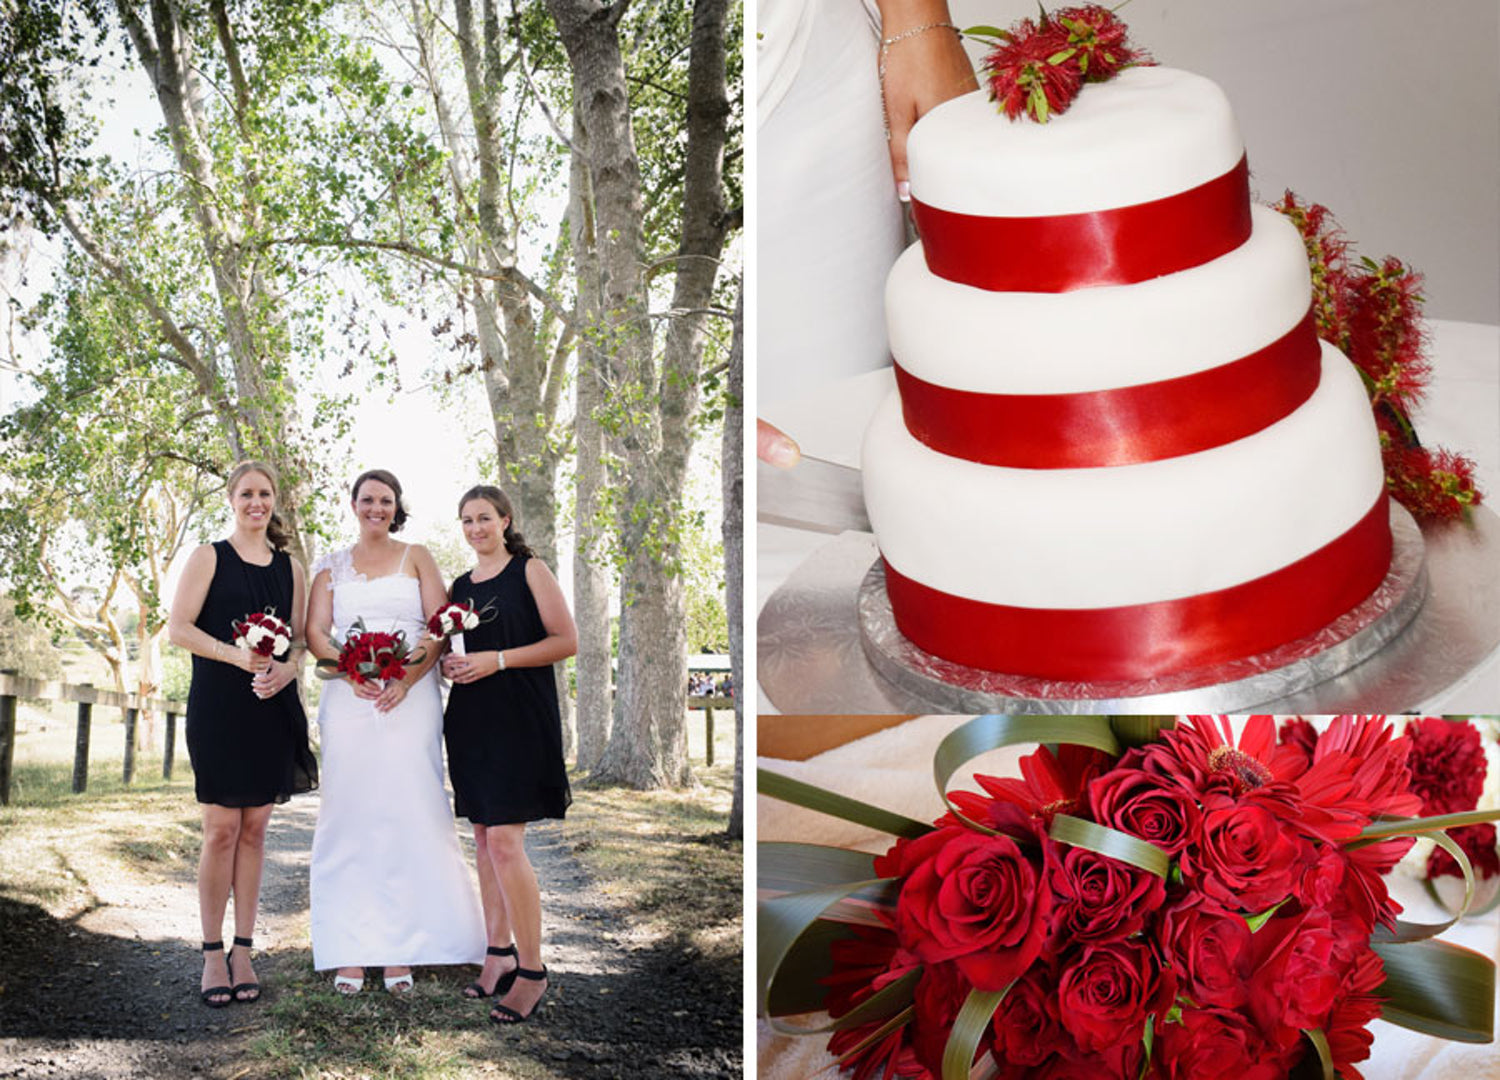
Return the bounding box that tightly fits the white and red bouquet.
[760,716,1500,1080]
[426,598,497,639]
[315,617,424,686]
[232,608,292,659]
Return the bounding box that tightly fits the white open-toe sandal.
[333,972,363,994]
[384,971,414,994]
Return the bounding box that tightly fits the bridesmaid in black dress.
[167,461,317,1007]
[442,485,575,1024]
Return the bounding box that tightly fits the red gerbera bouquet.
[232,608,292,659]
[315,617,424,686]
[970,5,1151,123]
[760,716,1500,1080]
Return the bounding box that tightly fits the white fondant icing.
[861,344,1385,609]
[888,207,1313,393]
[907,67,1244,217]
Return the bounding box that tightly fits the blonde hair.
[227,460,290,551]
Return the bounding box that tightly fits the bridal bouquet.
[232,608,292,659]
[759,716,1500,1080]
[315,618,423,686]
[425,599,495,639]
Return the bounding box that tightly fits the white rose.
[273,633,291,656]
[461,609,481,630]
[246,624,275,650]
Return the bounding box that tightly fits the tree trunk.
[554,0,731,789]
[568,102,614,773]
[723,286,743,838]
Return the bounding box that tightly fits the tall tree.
[723,284,742,838]
[1,0,352,565]
[548,0,737,788]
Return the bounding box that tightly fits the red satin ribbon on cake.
[883,492,1392,681]
[894,307,1322,468]
[911,154,1253,293]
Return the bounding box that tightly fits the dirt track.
[0,793,741,1079]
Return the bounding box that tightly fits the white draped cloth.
[758,716,1500,1080]
[308,547,485,971]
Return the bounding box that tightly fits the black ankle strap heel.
[227,936,260,1004]
[200,941,231,1008]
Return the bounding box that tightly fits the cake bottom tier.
[861,345,1392,679]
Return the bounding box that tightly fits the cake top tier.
[907,66,1245,217]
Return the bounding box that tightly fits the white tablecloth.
[757,716,1500,1079]
[756,320,1500,713]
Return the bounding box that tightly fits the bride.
[306,468,485,991]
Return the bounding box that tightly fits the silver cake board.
[757,503,1500,714]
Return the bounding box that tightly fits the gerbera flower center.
[1207,746,1273,791]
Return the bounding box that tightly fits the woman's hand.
[442,650,502,684]
[250,658,295,700]
[372,678,409,713]
[757,419,801,468]
[879,15,978,196]
[350,676,384,702]
[229,646,272,674]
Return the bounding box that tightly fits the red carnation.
[1246,908,1344,1049]
[1406,717,1486,815]
[876,824,1053,991]
[1045,845,1165,946]
[1056,939,1173,1054]
[1428,823,1500,881]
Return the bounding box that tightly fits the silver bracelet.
[878,21,961,139]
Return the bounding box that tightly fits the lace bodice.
[313,546,426,642]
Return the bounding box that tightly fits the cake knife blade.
[757,455,871,535]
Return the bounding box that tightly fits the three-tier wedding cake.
[861,66,1392,681]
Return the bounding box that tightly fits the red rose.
[1087,766,1200,856]
[1158,893,1252,1009]
[991,963,1064,1070]
[1428,823,1500,880]
[1406,717,1486,815]
[1182,793,1309,912]
[1246,909,1343,1049]
[1155,1007,1294,1080]
[1046,845,1165,946]
[1057,939,1172,1054]
[879,825,1053,991]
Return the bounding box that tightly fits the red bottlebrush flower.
[1427,823,1500,881]
[1406,717,1486,815]
[1346,256,1430,409]
[1051,5,1148,82]
[1383,437,1484,520]
[983,20,1082,123]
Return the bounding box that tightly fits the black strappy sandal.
[227,935,261,1004]
[464,944,519,999]
[489,965,548,1024]
[200,941,232,1008]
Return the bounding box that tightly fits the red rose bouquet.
[232,608,292,659]
[315,617,424,686]
[760,716,1500,1080]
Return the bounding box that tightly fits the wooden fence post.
[73,695,93,794]
[163,710,177,779]
[705,705,715,768]
[0,670,18,807]
[122,705,138,785]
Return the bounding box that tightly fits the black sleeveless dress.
[443,556,572,825]
[185,540,318,806]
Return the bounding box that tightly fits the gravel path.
[0,792,741,1079]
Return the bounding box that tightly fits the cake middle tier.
[861,344,1390,676]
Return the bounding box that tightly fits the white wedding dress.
[308,547,486,971]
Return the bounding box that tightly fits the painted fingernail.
[896,180,911,203]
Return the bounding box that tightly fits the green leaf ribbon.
[941,987,1010,1080]
[758,767,932,839]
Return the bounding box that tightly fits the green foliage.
[0,597,64,681]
